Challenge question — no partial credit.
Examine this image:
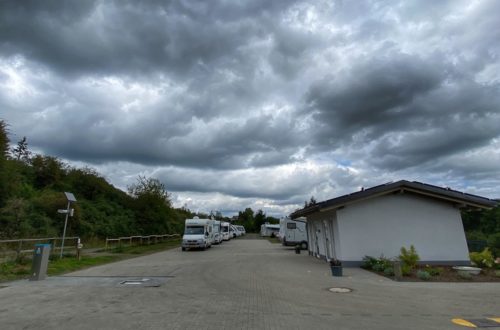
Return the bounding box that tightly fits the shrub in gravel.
[416,270,431,281]
[383,267,395,276]
[458,272,472,280]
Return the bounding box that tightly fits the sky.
[1,0,499,217]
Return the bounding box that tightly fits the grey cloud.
[305,52,445,143]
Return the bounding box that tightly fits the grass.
[266,236,281,244]
[0,238,181,283]
[108,238,181,254]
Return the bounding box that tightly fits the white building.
[290,180,497,266]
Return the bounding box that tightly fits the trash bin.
[30,244,51,281]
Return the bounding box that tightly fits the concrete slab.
[0,238,498,329]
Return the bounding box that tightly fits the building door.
[322,220,331,260]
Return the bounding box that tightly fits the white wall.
[336,194,470,263]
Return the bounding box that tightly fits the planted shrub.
[425,265,443,276]
[362,256,378,269]
[373,263,385,272]
[399,245,420,270]
[401,264,412,276]
[458,272,472,280]
[416,270,431,281]
[469,248,494,268]
[383,267,395,276]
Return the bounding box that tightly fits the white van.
[237,225,246,235]
[280,217,308,249]
[221,222,231,241]
[213,220,222,244]
[182,217,215,251]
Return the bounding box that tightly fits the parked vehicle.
[237,225,246,235]
[213,220,222,244]
[182,217,215,251]
[260,223,280,237]
[229,225,237,238]
[221,222,231,241]
[280,217,308,249]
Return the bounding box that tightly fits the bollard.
[30,244,51,281]
[393,260,402,281]
[295,245,301,254]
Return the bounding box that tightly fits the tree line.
[0,120,277,239]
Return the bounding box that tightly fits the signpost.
[59,192,77,258]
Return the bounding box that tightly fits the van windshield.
[185,226,204,235]
[222,226,229,232]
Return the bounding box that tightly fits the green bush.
[495,270,500,278]
[458,272,472,280]
[469,248,494,268]
[399,245,420,269]
[373,263,385,272]
[383,267,394,276]
[488,233,500,257]
[401,264,412,276]
[361,256,378,269]
[424,265,443,276]
[416,270,431,281]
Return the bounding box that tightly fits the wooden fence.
[0,236,80,261]
[104,234,180,250]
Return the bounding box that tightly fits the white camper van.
[280,217,308,249]
[182,217,215,251]
[213,220,222,244]
[221,222,231,241]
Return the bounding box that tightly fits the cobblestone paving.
[1,238,498,329]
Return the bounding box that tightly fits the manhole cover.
[328,287,352,293]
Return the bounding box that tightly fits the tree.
[128,176,173,234]
[0,120,10,206]
[254,209,266,232]
[11,136,31,163]
[304,196,317,208]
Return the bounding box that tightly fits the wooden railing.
[0,236,80,260]
[104,234,180,250]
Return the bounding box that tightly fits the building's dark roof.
[290,180,498,219]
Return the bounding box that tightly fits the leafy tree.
[128,176,173,234]
[254,209,266,232]
[304,196,317,208]
[11,136,31,163]
[31,155,66,189]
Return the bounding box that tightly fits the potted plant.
[330,259,342,277]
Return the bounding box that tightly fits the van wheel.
[300,242,308,250]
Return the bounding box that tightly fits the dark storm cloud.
[305,52,445,141]
[2,0,500,213]
[0,0,293,78]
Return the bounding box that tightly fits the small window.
[287,223,296,229]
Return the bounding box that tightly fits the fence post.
[16,240,22,261]
[105,238,108,250]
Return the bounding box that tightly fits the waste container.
[30,243,51,281]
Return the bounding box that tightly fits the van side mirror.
[205,232,209,237]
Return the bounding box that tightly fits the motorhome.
[260,223,280,237]
[182,217,215,251]
[213,220,222,244]
[229,225,237,238]
[280,217,308,249]
[221,222,231,241]
[237,225,246,235]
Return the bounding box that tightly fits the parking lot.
[1,238,499,329]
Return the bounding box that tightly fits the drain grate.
[328,287,353,293]
[119,278,162,287]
